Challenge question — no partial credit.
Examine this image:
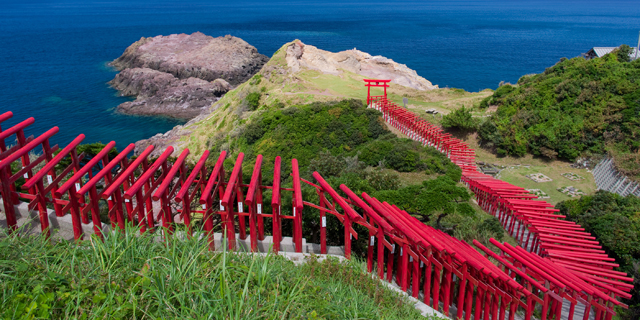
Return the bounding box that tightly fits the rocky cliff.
[112,32,269,85]
[110,32,268,119]
[285,41,437,91]
[109,68,230,119]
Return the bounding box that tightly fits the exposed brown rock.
[285,41,438,90]
[109,32,266,119]
[111,32,269,85]
[109,68,231,119]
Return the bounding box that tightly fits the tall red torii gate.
[364,79,390,105]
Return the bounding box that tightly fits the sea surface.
[1,0,639,148]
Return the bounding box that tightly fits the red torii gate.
[364,79,390,105]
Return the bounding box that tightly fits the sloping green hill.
[230,99,460,180]
[477,47,640,178]
[206,98,508,253]
[171,40,490,156]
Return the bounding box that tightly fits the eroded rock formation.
[285,41,437,90]
[109,68,231,119]
[112,32,269,85]
[110,32,268,119]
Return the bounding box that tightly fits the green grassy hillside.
[229,99,460,179]
[477,47,640,178]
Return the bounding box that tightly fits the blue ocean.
[1,0,639,148]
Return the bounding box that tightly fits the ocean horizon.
[1,0,639,148]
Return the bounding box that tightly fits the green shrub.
[493,84,515,98]
[246,92,261,110]
[233,99,459,178]
[384,143,419,172]
[617,44,634,63]
[249,74,262,85]
[308,151,346,177]
[307,152,399,193]
[244,120,265,144]
[478,217,504,241]
[366,169,400,191]
[479,96,490,109]
[55,142,119,171]
[441,106,479,131]
[372,175,471,219]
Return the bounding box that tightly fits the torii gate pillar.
[363,79,391,105]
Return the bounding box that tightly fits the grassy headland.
[176,41,491,157]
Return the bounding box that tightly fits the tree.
[477,54,640,171]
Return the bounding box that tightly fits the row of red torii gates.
[0,81,633,320]
[364,79,633,320]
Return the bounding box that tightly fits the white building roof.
[590,47,638,58]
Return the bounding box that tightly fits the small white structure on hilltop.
[584,46,638,60]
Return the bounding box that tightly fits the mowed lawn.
[452,133,598,205]
[497,164,596,205]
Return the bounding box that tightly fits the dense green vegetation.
[0,226,436,319]
[213,99,461,179]
[245,92,262,111]
[57,142,120,171]
[556,190,640,320]
[478,48,640,176]
[205,99,504,254]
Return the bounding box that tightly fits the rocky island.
[109,32,269,119]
